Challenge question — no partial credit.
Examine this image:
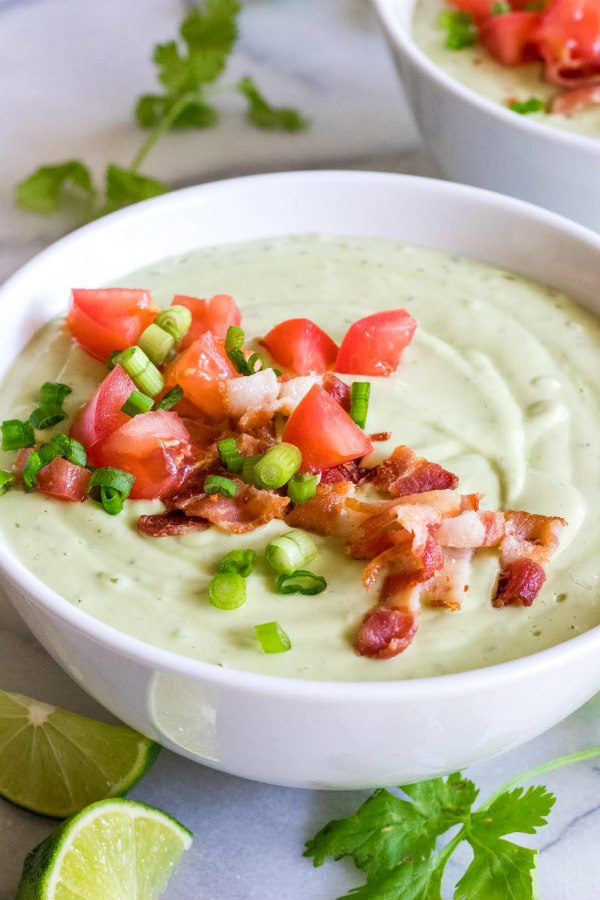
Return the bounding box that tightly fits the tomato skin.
[335,310,416,377]
[480,11,542,66]
[165,332,237,420]
[91,410,194,499]
[14,451,90,501]
[70,365,137,449]
[450,0,495,20]
[534,0,600,86]
[67,288,160,361]
[261,319,339,375]
[173,294,242,349]
[282,384,373,473]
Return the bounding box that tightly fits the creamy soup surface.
[1,234,599,681]
[413,0,600,139]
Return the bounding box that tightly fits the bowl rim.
[373,0,600,156]
[2,168,600,701]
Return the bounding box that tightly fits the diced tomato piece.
[173,294,242,349]
[534,0,600,86]
[67,288,160,362]
[70,365,136,450]
[165,333,237,420]
[91,410,194,499]
[450,0,495,20]
[14,450,90,502]
[282,384,373,473]
[261,319,339,375]
[480,11,542,66]
[335,310,416,377]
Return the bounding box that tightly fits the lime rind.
[16,798,192,900]
[0,689,161,818]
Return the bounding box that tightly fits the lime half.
[0,689,160,818]
[16,797,192,899]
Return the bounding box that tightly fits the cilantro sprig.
[306,746,600,899]
[16,0,308,223]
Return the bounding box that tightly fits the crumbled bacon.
[424,548,473,611]
[285,482,351,536]
[397,490,480,517]
[320,460,374,485]
[493,558,547,608]
[321,373,351,411]
[368,432,392,442]
[373,445,459,497]
[437,510,505,549]
[184,480,290,534]
[137,511,211,537]
[500,511,567,566]
[354,605,418,659]
[551,84,600,115]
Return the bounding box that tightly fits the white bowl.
[2,171,600,789]
[374,0,600,232]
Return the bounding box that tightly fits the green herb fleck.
[509,97,547,115]
[439,10,477,50]
[491,1,511,13]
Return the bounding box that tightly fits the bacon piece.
[424,548,473,611]
[437,510,505,548]
[322,373,351,411]
[373,445,459,497]
[285,482,351,536]
[137,511,211,537]
[397,490,480,517]
[551,85,600,115]
[368,432,392,442]
[362,533,444,590]
[493,558,547,608]
[184,480,290,534]
[500,511,566,565]
[354,572,420,659]
[320,460,375,485]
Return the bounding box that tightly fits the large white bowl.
[374,0,600,232]
[2,171,600,789]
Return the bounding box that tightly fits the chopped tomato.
[534,0,600,86]
[261,319,339,375]
[91,410,194,499]
[173,294,242,349]
[335,310,416,377]
[70,365,136,449]
[15,451,90,502]
[450,0,496,20]
[67,288,160,362]
[282,384,373,473]
[165,332,236,420]
[480,11,542,66]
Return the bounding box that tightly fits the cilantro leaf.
[237,76,309,131]
[104,164,167,212]
[135,93,217,129]
[470,785,555,840]
[155,0,239,94]
[342,857,445,900]
[305,773,475,881]
[454,839,537,900]
[16,161,95,215]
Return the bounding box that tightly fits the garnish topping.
[265,530,318,575]
[276,570,327,595]
[255,621,291,653]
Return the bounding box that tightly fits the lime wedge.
[16,798,192,899]
[0,689,160,818]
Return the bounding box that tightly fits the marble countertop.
[1,1,599,897]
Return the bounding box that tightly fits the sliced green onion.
[64,437,87,467]
[121,389,154,417]
[155,305,192,343]
[154,385,183,411]
[39,382,72,406]
[439,9,477,49]
[99,486,124,516]
[22,450,42,492]
[115,346,164,397]
[350,382,370,430]
[265,529,318,575]
[87,467,135,514]
[241,453,263,486]
[287,472,318,504]
[208,572,247,610]
[255,621,291,654]
[276,570,327,595]
[225,325,250,375]
[253,442,302,489]
[0,470,15,495]
[1,419,35,451]
[29,405,66,430]
[107,350,121,371]
[247,352,266,373]
[38,433,70,467]
[203,474,237,497]
[508,97,547,115]
[217,437,243,474]
[217,549,256,578]
[138,323,175,365]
